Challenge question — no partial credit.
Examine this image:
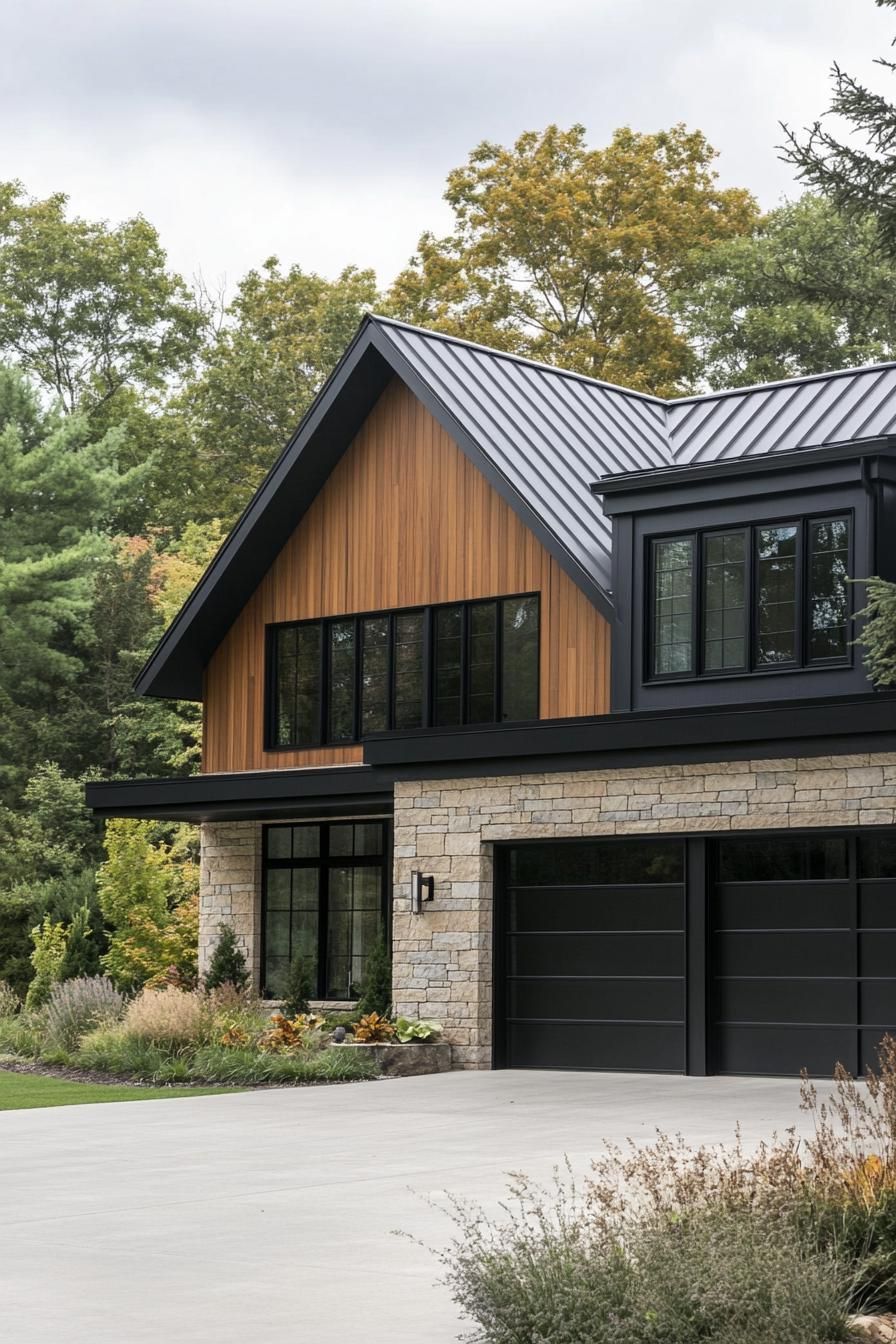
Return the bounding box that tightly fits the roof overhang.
[136,316,613,702]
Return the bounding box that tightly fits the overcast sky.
[2,0,894,295]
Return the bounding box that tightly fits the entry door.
[495,839,687,1072]
[710,832,896,1076]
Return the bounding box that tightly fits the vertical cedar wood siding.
[202,377,610,772]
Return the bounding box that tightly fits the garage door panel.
[716,1025,856,1077]
[507,976,684,1022]
[861,981,896,1023]
[860,931,896,977]
[509,932,684,978]
[507,1022,684,1072]
[714,931,853,978]
[508,841,684,887]
[716,977,855,1026]
[508,886,683,932]
[715,883,852,929]
[859,882,896,926]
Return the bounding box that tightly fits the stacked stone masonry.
[199,752,896,1072]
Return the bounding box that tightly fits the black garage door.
[495,830,896,1077]
[711,832,896,1077]
[494,839,687,1072]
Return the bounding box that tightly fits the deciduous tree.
[386,124,757,394]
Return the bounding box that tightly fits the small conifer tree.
[281,953,313,1017]
[58,903,101,981]
[854,577,896,687]
[356,937,392,1018]
[204,923,249,992]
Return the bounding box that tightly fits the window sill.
[645,659,852,689]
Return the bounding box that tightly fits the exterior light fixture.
[410,870,435,915]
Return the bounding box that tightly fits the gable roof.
[137,314,896,700]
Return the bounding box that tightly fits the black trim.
[85,690,896,822]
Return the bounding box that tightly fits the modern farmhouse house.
[87,314,896,1077]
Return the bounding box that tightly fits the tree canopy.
[386,123,757,395]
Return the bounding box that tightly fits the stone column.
[198,822,262,987]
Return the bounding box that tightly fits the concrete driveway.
[0,1071,830,1343]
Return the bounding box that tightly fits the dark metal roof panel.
[376,319,673,594]
[666,363,896,462]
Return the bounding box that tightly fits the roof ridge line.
[366,312,668,407]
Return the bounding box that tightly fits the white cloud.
[2,0,894,291]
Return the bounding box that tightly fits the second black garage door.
[495,830,896,1076]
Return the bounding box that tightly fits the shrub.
[0,892,36,997]
[0,979,20,1019]
[204,924,249,992]
[121,986,208,1048]
[356,938,391,1017]
[45,975,125,1052]
[394,1018,442,1043]
[280,953,313,1018]
[0,1011,45,1058]
[77,1027,192,1083]
[24,916,68,1010]
[439,1173,848,1344]
[352,1012,395,1043]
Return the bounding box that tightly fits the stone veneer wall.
[198,821,262,983]
[391,751,896,1069]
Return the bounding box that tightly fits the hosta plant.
[352,1012,395,1043]
[394,1017,442,1043]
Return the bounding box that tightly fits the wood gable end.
[202,377,610,772]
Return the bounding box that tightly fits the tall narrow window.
[393,610,425,729]
[502,594,539,720]
[467,601,497,724]
[273,623,320,747]
[756,524,798,664]
[328,620,356,741]
[360,616,389,735]
[434,604,463,726]
[808,517,849,661]
[702,531,746,671]
[652,537,694,676]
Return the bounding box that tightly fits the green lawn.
[0,1068,240,1110]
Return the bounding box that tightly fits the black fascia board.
[362,690,896,774]
[85,765,395,824]
[593,437,896,513]
[135,323,394,701]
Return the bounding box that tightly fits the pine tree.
[58,903,100,981]
[356,938,392,1018]
[204,923,249,992]
[280,954,313,1017]
[854,577,896,687]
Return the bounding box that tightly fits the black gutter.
[592,438,896,498]
[85,765,395,823]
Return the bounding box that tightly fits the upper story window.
[649,515,850,681]
[268,593,539,749]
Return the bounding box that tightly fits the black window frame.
[265,593,540,750]
[646,511,853,684]
[261,820,391,1002]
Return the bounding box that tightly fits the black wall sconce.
[410,870,435,915]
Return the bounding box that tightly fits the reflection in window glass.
[328,620,356,741]
[361,617,389,735]
[509,840,684,886]
[274,623,320,747]
[393,611,424,729]
[859,834,896,880]
[756,524,798,664]
[435,605,463,726]
[809,518,849,661]
[468,602,497,724]
[502,595,539,720]
[718,836,848,882]
[703,531,746,671]
[653,538,694,676]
